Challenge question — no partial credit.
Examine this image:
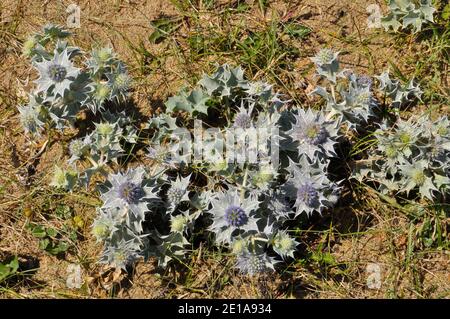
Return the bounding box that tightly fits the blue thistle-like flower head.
[224,205,248,227]
[235,252,276,276]
[118,181,145,204]
[283,156,340,217]
[287,108,339,160]
[296,183,320,207]
[234,112,252,129]
[34,48,80,98]
[232,102,254,129]
[208,188,260,244]
[101,167,159,220]
[48,64,67,82]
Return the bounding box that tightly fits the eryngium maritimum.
[208,188,260,244]
[34,48,80,98]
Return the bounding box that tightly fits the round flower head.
[106,63,131,100]
[91,207,121,242]
[233,102,254,129]
[296,183,320,207]
[86,82,111,113]
[34,48,80,98]
[87,47,115,74]
[234,112,252,129]
[314,48,335,65]
[249,163,278,192]
[18,104,45,136]
[100,239,140,271]
[356,74,373,88]
[310,49,340,83]
[22,35,38,57]
[235,252,276,276]
[208,188,260,245]
[287,108,339,160]
[283,156,340,217]
[170,215,187,233]
[224,205,248,227]
[50,166,77,191]
[68,136,91,164]
[245,81,273,102]
[231,237,249,255]
[101,167,159,221]
[398,160,438,200]
[272,230,298,259]
[166,174,191,211]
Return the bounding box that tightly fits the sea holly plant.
[284,108,340,162]
[310,49,422,130]
[381,0,436,33]
[18,24,132,136]
[19,24,446,279]
[354,115,450,200]
[310,48,342,84]
[310,49,378,130]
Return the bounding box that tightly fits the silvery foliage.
[376,71,422,112]
[381,0,436,33]
[310,49,378,130]
[311,49,422,129]
[93,167,161,270]
[354,115,450,200]
[18,24,131,136]
[65,111,138,189]
[93,165,201,269]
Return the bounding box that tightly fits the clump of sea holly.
[92,166,164,270]
[18,24,132,136]
[354,115,449,200]
[310,51,378,130]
